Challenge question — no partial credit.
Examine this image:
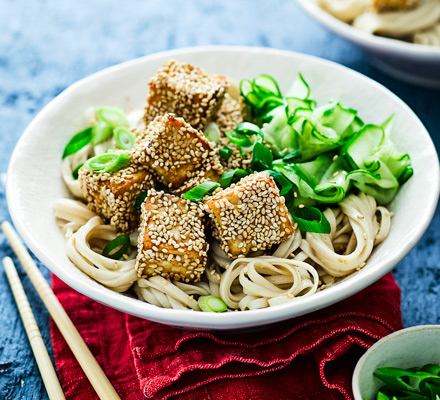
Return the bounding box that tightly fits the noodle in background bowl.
[6,46,440,330]
[296,0,440,88]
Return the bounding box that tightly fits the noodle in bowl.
[296,0,440,88]
[6,47,439,330]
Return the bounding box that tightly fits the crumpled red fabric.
[50,272,402,400]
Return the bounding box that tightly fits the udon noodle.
[318,0,440,46]
[54,187,391,311]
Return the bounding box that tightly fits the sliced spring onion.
[219,169,249,188]
[268,170,293,196]
[182,181,220,201]
[198,295,228,312]
[203,122,221,144]
[225,130,253,147]
[91,120,113,145]
[102,234,130,260]
[219,146,233,159]
[62,127,93,159]
[95,106,129,128]
[251,142,273,172]
[72,163,84,180]
[291,206,331,234]
[114,126,136,150]
[236,122,263,137]
[134,192,148,210]
[84,152,130,173]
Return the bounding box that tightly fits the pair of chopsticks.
[1,221,121,400]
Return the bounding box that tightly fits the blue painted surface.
[0,0,438,398]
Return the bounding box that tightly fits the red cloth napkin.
[50,272,402,400]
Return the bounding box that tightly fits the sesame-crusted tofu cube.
[213,93,251,171]
[143,60,228,130]
[132,113,223,190]
[78,163,153,232]
[204,171,295,258]
[135,189,208,283]
[373,0,418,12]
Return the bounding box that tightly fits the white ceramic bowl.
[353,325,440,399]
[6,46,440,330]
[296,0,440,88]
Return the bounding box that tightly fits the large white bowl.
[6,46,440,330]
[296,0,440,88]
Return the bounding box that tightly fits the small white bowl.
[296,0,440,88]
[6,46,440,330]
[352,325,440,400]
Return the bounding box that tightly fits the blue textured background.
[0,1,439,399]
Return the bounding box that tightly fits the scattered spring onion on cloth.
[372,364,440,400]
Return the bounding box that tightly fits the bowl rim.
[352,324,440,399]
[6,45,440,330]
[296,0,440,59]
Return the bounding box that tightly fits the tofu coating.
[132,113,224,190]
[213,93,251,172]
[78,162,153,233]
[135,189,208,283]
[204,171,295,258]
[143,60,228,130]
[373,0,418,12]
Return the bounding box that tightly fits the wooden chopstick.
[1,221,121,400]
[3,257,66,400]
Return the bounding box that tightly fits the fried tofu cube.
[132,113,223,190]
[204,171,295,258]
[373,0,418,12]
[143,60,228,130]
[78,162,153,232]
[135,189,208,282]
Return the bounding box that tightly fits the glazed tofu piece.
[132,113,223,191]
[143,60,228,130]
[78,162,153,232]
[204,171,295,258]
[135,189,208,282]
[373,0,418,12]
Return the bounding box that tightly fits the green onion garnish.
[268,170,293,196]
[134,192,148,210]
[62,127,93,159]
[72,163,84,180]
[114,126,136,150]
[235,122,263,137]
[251,142,273,172]
[182,181,220,201]
[291,206,331,234]
[102,234,130,260]
[95,107,129,128]
[219,169,249,188]
[198,296,228,313]
[91,120,113,145]
[373,364,440,400]
[84,152,130,173]
[219,146,233,159]
[203,122,221,144]
[225,130,253,147]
